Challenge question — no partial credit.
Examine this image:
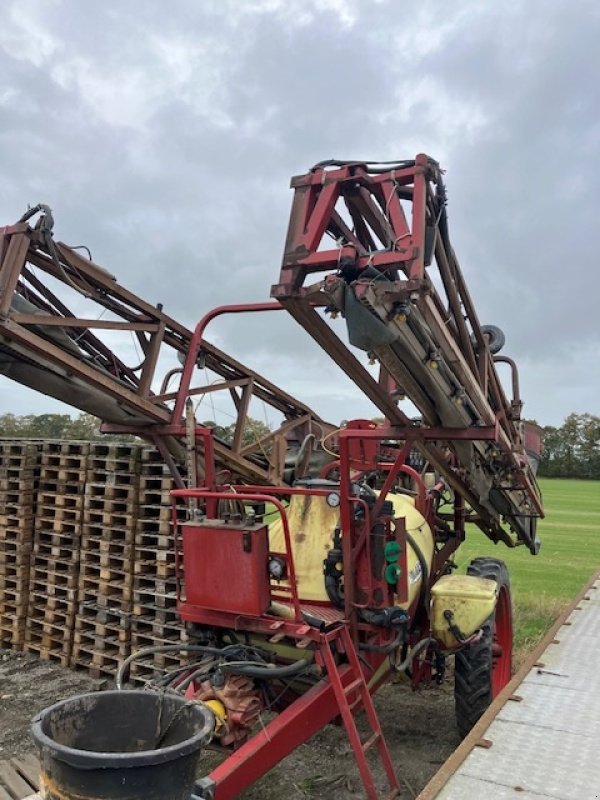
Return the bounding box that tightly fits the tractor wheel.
[454,557,513,738]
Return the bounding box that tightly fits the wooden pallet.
[40,453,89,470]
[0,467,36,485]
[0,548,31,571]
[36,492,82,509]
[0,454,38,471]
[78,585,133,611]
[129,629,189,684]
[0,437,197,685]
[0,515,34,532]
[23,617,73,666]
[37,467,85,489]
[0,562,29,648]
[85,479,139,498]
[85,468,138,486]
[82,509,136,528]
[134,516,173,536]
[39,440,89,454]
[0,754,40,799]
[0,611,26,649]
[29,564,79,592]
[0,492,35,511]
[0,475,35,492]
[87,443,141,474]
[71,607,131,678]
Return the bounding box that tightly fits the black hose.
[310,158,422,173]
[324,573,344,608]
[154,664,199,687]
[116,644,241,689]
[391,637,434,673]
[218,658,312,680]
[359,631,403,654]
[219,659,312,680]
[173,667,214,693]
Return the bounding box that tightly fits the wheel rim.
[491,584,512,696]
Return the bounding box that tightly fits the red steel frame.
[0,165,545,798]
[169,418,502,798]
[271,157,543,551]
[0,220,333,487]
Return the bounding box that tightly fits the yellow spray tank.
[268,492,433,613]
[268,492,497,650]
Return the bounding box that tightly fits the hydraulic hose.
[359,631,404,654]
[324,573,344,608]
[218,658,313,680]
[117,646,314,688]
[116,644,241,689]
[392,637,435,673]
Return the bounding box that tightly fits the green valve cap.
[384,541,401,562]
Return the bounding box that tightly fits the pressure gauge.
[326,491,341,508]
[268,556,288,581]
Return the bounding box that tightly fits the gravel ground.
[0,648,459,798]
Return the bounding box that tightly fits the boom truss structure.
[272,156,543,550]
[0,210,331,487]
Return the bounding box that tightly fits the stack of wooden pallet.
[24,442,88,666]
[0,442,39,649]
[0,438,194,686]
[129,447,187,685]
[71,444,141,679]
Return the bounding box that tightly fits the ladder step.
[362,731,381,753]
[343,677,364,696]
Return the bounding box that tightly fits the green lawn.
[456,478,600,658]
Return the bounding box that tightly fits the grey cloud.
[0,0,597,425]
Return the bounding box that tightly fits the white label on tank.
[409,562,422,584]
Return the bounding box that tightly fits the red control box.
[181,521,271,616]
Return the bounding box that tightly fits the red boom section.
[272,156,543,551]
[0,214,333,486]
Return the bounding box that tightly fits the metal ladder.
[319,625,400,799]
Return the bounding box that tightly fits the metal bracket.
[191,777,217,800]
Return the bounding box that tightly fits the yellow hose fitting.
[203,699,227,734]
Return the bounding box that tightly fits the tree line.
[537,413,600,479]
[0,412,105,440]
[0,413,272,448]
[0,412,598,480]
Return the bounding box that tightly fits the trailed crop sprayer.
[0,156,543,799]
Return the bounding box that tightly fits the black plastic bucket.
[31,690,214,800]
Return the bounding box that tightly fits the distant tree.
[578,414,600,479]
[0,413,21,437]
[201,418,272,448]
[200,421,230,441]
[538,425,561,477]
[26,414,73,439]
[538,413,600,479]
[63,413,102,440]
[0,412,134,442]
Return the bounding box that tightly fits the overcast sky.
[1,0,598,427]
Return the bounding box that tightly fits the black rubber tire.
[471,324,505,355]
[454,557,512,739]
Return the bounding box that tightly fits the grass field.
[455,478,600,660]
